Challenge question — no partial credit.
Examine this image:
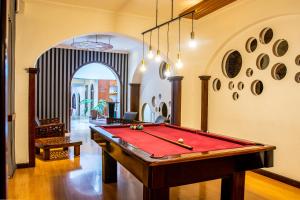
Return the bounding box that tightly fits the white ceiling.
[33,0,202,19]
[73,63,117,80]
[56,34,141,52]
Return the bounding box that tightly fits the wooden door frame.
[0,0,8,198]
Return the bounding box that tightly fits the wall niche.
[246,37,258,53]
[273,39,289,57]
[222,50,242,78]
[257,53,270,70]
[251,80,264,96]
[271,63,287,80]
[213,78,221,91]
[259,27,273,44]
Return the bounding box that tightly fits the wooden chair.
[106,112,139,124]
[35,117,65,139]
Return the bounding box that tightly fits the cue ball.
[178,138,184,143]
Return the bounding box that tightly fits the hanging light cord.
[178,18,181,52]
[167,23,170,61]
[142,34,145,58]
[192,12,194,32]
[171,0,174,19]
[156,0,158,26]
[157,27,160,50]
[150,31,152,47]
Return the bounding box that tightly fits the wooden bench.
[35,136,82,160]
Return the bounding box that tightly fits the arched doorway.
[36,48,129,131]
[71,62,121,130]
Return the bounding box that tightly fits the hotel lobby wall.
[15,0,300,181]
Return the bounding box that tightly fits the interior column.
[168,76,183,126]
[26,68,39,167]
[199,76,211,132]
[129,83,140,120]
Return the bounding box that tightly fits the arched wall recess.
[295,72,300,83]
[271,63,287,80]
[259,27,273,44]
[213,78,221,91]
[238,82,244,90]
[222,50,242,78]
[151,96,156,107]
[246,68,254,77]
[245,37,258,53]
[256,53,270,70]
[296,55,300,66]
[251,80,264,96]
[228,81,235,90]
[232,92,239,101]
[273,39,289,57]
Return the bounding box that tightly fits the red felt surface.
[101,124,253,158]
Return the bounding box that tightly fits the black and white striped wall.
[36,48,129,130]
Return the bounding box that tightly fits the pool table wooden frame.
[90,124,275,200]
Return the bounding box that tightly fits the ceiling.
[34,0,202,19]
[56,34,141,52]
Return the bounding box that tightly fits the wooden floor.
[8,119,300,200]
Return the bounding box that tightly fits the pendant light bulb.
[140,59,146,72]
[155,50,161,62]
[176,53,183,69]
[189,31,197,48]
[164,63,171,77]
[148,46,154,59]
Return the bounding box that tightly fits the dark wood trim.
[129,83,140,120]
[181,0,237,20]
[26,68,39,167]
[8,113,15,122]
[199,76,211,132]
[253,169,300,188]
[0,0,7,198]
[16,163,30,169]
[168,76,183,126]
[221,171,245,200]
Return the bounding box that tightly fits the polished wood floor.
[8,119,300,200]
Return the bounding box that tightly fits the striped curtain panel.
[36,48,129,131]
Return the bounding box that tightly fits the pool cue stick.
[141,130,193,150]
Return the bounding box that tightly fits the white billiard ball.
[178,138,184,144]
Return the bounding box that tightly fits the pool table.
[90,123,275,200]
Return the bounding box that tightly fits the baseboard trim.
[253,169,300,188]
[16,163,30,169]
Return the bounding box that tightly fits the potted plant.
[80,99,106,120]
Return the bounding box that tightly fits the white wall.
[140,59,171,122]
[207,15,300,181]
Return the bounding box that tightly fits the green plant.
[80,99,93,116]
[93,99,107,116]
[80,99,107,116]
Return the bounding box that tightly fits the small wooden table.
[35,136,82,160]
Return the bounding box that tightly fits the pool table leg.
[102,150,117,183]
[143,186,169,200]
[221,171,245,200]
[43,149,50,160]
[74,145,80,156]
[35,147,40,155]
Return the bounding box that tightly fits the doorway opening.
[71,62,120,131]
